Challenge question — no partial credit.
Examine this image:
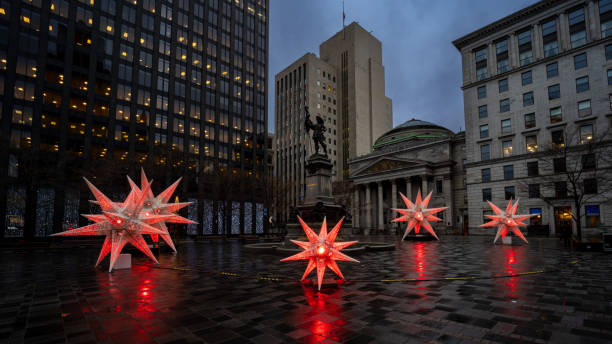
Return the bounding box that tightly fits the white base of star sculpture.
[114,254,132,269]
[501,236,512,245]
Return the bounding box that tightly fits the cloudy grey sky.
[267,0,538,134]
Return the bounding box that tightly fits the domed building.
[348,119,467,235]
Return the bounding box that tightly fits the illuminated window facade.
[0,0,269,238]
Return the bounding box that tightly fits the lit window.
[526,135,538,153]
[502,139,513,157]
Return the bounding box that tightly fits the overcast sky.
[267,0,538,134]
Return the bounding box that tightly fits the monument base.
[502,236,512,245]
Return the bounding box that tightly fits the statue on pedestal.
[304,106,328,157]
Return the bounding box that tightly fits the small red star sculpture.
[480,198,534,244]
[281,216,359,290]
[391,189,447,240]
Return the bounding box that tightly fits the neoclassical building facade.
[348,119,467,234]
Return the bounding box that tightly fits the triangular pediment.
[352,157,426,177]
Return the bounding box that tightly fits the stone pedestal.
[285,153,351,246]
[502,236,512,245]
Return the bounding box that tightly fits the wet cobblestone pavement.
[1,236,611,343]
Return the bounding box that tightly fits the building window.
[608,69,612,85]
[527,161,539,176]
[526,135,538,153]
[478,105,488,118]
[504,186,515,200]
[602,0,612,37]
[549,107,563,124]
[548,84,560,99]
[528,184,540,198]
[477,85,486,99]
[554,157,566,173]
[530,208,542,225]
[482,188,492,202]
[606,44,612,60]
[436,180,443,193]
[569,7,586,48]
[584,178,598,194]
[475,47,488,80]
[523,91,534,106]
[521,71,532,85]
[501,119,512,134]
[582,153,596,170]
[555,181,567,198]
[481,144,490,161]
[483,210,493,224]
[481,168,491,182]
[552,130,565,149]
[503,165,514,180]
[578,99,591,116]
[579,124,593,144]
[518,29,532,66]
[480,124,489,138]
[498,78,508,93]
[500,98,510,112]
[496,39,509,74]
[576,76,589,93]
[502,140,513,157]
[524,113,535,128]
[574,53,587,69]
[546,62,558,78]
[585,205,600,227]
[542,18,558,57]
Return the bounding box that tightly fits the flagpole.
[342,0,345,40]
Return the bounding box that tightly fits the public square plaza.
[1,237,611,344]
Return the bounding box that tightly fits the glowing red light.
[317,246,326,256]
[506,219,512,225]
[145,212,150,216]
[116,219,122,224]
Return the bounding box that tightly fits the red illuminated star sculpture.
[52,177,175,272]
[480,198,533,244]
[391,189,447,240]
[281,216,359,290]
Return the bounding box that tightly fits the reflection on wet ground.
[0,236,611,343]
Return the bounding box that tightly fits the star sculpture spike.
[391,189,447,240]
[134,169,197,253]
[281,216,359,290]
[480,198,534,244]
[52,177,173,272]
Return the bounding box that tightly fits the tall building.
[274,22,392,224]
[0,0,269,239]
[454,0,612,237]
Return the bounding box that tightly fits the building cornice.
[452,0,572,50]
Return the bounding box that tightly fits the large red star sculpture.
[52,177,175,272]
[391,189,447,240]
[480,198,534,244]
[281,216,359,290]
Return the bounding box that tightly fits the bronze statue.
[304,106,328,156]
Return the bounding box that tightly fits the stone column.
[588,0,601,41]
[532,24,543,60]
[509,34,519,69]
[559,13,570,51]
[422,176,429,195]
[406,177,412,200]
[391,180,397,233]
[377,182,384,230]
[365,185,371,230]
[353,186,360,229]
[391,180,397,209]
[443,177,453,231]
